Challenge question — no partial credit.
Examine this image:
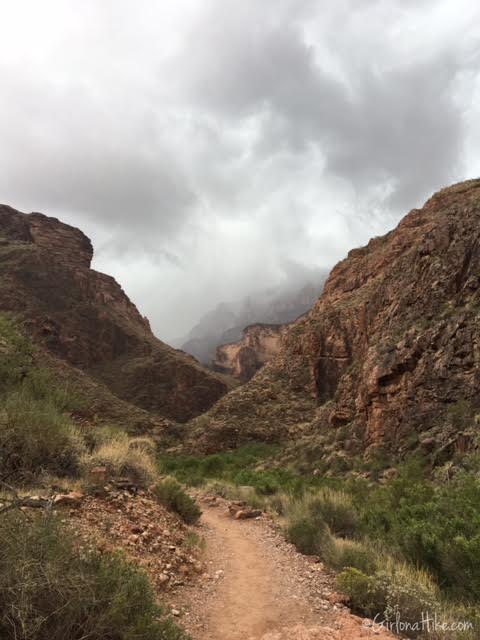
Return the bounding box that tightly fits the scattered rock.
[234,508,262,520]
[53,491,84,506]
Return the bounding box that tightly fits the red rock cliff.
[0,204,227,422]
[213,323,287,381]
[189,179,480,457]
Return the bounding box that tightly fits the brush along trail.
[172,495,396,640]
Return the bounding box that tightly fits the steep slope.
[189,179,480,458]
[0,205,227,423]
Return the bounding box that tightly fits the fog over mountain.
[177,265,328,364]
[1,1,479,341]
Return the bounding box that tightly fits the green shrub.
[22,367,85,414]
[441,534,480,600]
[338,561,440,638]
[0,390,85,480]
[158,444,284,489]
[0,314,33,393]
[153,479,201,524]
[331,538,377,574]
[337,567,383,618]
[0,512,188,640]
[286,518,334,559]
[358,467,480,600]
[307,488,357,537]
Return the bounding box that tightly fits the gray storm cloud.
[0,0,479,340]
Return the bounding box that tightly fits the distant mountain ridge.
[180,278,328,366]
[187,180,480,463]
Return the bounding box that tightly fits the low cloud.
[0,0,478,340]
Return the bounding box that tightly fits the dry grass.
[82,433,157,486]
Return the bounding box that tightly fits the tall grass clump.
[0,511,188,640]
[82,433,157,487]
[330,538,377,574]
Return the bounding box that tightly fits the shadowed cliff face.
[0,205,228,423]
[188,180,480,455]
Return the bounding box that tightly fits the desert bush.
[337,560,440,638]
[336,567,384,618]
[0,511,188,640]
[153,479,201,524]
[429,604,480,640]
[0,390,85,480]
[307,488,358,537]
[359,466,480,600]
[0,314,33,393]
[440,533,480,601]
[83,433,156,486]
[330,538,377,574]
[266,492,289,515]
[22,367,85,414]
[286,518,335,559]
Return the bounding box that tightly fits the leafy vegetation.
[159,444,318,495]
[337,563,440,639]
[0,313,192,638]
[0,388,85,480]
[357,460,480,601]
[0,511,188,640]
[178,442,480,636]
[0,315,86,481]
[153,479,201,524]
[286,518,334,557]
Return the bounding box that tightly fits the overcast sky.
[1,1,479,341]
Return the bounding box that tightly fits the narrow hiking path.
[173,496,396,640]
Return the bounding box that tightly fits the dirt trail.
[175,498,396,640]
[198,507,310,639]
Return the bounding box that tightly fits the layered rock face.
[180,280,326,365]
[213,323,286,381]
[0,205,227,423]
[190,180,480,455]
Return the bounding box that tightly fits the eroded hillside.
[188,179,480,462]
[0,205,228,423]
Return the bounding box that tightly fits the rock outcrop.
[180,280,326,365]
[0,205,228,423]
[188,180,480,459]
[213,323,287,381]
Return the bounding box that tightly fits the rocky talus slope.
[213,323,287,381]
[0,205,227,424]
[189,180,480,459]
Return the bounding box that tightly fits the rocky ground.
[172,495,396,640]
[67,489,204,594]
[47,487,398,639]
